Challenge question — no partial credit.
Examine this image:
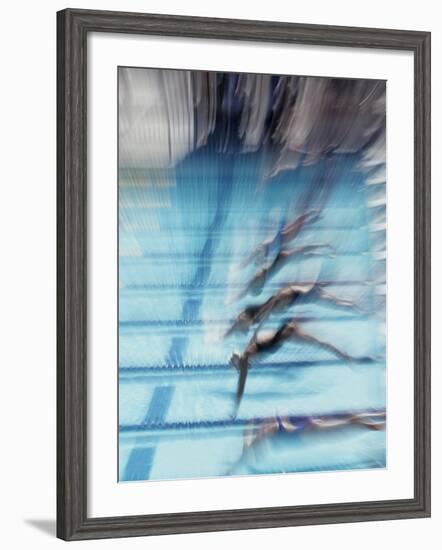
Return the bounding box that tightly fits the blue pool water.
[118,150,386,482]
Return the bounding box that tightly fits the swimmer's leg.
[292,327,352,362]
[316,288,364,312]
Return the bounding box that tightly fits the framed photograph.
[57,8,431,541]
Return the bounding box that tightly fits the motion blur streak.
[118,67,386,482]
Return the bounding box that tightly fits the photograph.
[118,68,387,483]
[53,7,430,540]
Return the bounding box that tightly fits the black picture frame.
[57,8,431,541]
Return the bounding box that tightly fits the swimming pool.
[118,150,386,482]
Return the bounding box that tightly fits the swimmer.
[229,318,352,416]
[227,410,386,474]
[225,282,361,337]
[233,243,335,302]
[241,209,322,267]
